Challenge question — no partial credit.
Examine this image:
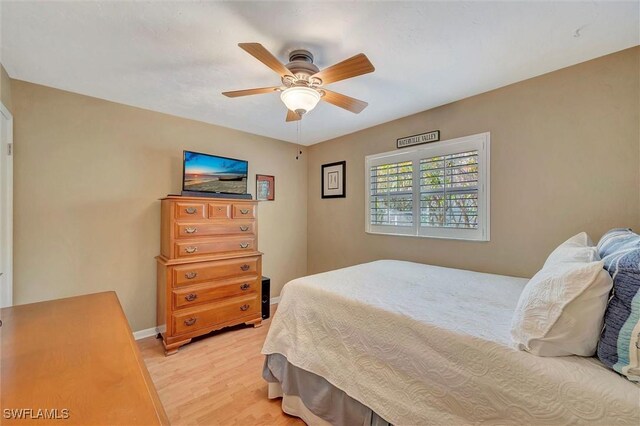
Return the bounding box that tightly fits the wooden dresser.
[0,292,169,425]
[156,195,262,355]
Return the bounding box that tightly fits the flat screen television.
[182,150,248,196]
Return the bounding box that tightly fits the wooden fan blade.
[238,43,292,78]
[286,109,301,122]
[311,53,374,85]
[321,89,368,114]
[222,87,281,98]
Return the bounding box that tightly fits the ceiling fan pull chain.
[296,120,302,159]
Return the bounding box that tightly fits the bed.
[261,260,640,425]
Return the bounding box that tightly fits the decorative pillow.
[596,228,640,381]
[544,232,598,267]
[563,231,594,247]
[511,260,612,356]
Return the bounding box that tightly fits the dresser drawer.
[175,236,256,259]
[172,295,259,335]
[175,202,206,220]
[172,257,259,287]
[173,276,259,309]
[232,204,256,219]
[175,221,255,238]
[208,202,232,219]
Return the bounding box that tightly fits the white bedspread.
[262,260,640,425]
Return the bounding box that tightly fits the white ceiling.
[1,1,638,145]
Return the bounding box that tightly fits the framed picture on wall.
[321,161,346,199]
[256,174,275,201]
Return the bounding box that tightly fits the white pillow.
[510,260,612,356]
[544,232,598,267]
[565,232,594,247]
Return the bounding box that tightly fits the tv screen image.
[183,151,248,195]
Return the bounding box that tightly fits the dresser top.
[0,292,169,425]
[161,195,256,203]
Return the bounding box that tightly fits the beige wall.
[11,80,307,331]
[307,47,640,278]
[0,64,12,111]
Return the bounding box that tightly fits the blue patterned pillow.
[596,228,640,381]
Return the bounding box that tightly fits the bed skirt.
[263,353,391,426]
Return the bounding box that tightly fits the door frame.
[0,101,13,308]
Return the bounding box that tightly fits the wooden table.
[0,292,169,425]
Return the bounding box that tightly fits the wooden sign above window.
[397,130,440,149]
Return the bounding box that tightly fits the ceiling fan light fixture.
[280,87,321,115]
[224,43,374,122]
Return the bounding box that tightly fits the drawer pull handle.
[185,246,198,254]
[185,227,198,234]
[217,207,223,211]
[240,209,250,214]
[185,271,198,279]
[240,242,249,249]
[239,226,249,232]
[240,283,251,291]
[184,317,197,326]
[240,264,250,271]
[185,207,198,214]
[240,304,250,311]
[185,293,198,302]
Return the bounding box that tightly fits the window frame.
[365,132,490,241]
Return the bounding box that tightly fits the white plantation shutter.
[370,161,413,227]
[420,150,478,229]
[365,133,489,241]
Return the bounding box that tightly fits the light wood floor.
[138,306,304,426]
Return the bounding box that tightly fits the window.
[366,132,489,241]
[369,161,413,228]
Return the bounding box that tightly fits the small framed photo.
[256,174,275,201]
[321,161,346,199]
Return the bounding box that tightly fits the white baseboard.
[133,326,162,341]
[271,296,281,305]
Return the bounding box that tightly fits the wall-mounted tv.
[182,150,248,196]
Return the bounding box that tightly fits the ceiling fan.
[222,43,375,122]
